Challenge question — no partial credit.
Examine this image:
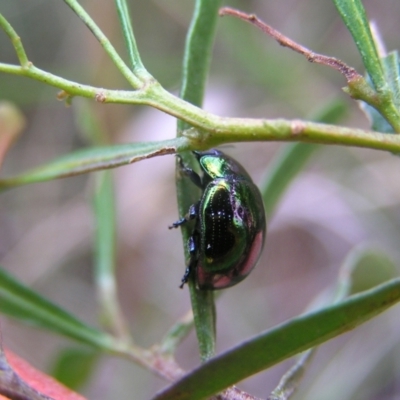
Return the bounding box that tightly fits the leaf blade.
[0,267,113,349]
[153,278,400,400]
[0,139,180,190]
[177,0,223,362]
[333,0,384,91]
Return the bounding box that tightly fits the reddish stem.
[219,7,361,82]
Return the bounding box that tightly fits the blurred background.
[1,0,400,399]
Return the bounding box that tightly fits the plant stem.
[159,310,194,355]
[114,0,150,80]
[1,61,399,154]
[0,13,29,66]
[333,0,385,91]
[175,0,222,363]
[219,7,359,81]
[62,0,143,89]
[93,170,131,341]
[219,6,400,132]
[179,0,223,127]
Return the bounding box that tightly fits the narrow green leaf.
[268,349,315,400]
[188,287,216,362]
[0,266,113,349]
[93,170,129,339]
[178,0,222,127]
[361,101,396,133]
[114,0,148,79]
[383,51,400,108]
[152,278,400,400]
[0,13,29,66]
[176,0,222,363]
[75,100,131,339]
[268,246,397,400]
[62,0,142,89]
[361,52,400,133]
[0,139,181,190]
[333,0,400,132]
[159,310,194,355]
[333,0,384,91]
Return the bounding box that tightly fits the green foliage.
[333,0,400,131]
[361,51,400,133]
[154,279,400,400]
[0,1,400,399]
[0,139,184,190]
[0,267,113,349]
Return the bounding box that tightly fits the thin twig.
[268,350,315,400]
[0,13,29,66]
[62,0,143,89]
[114,0,150,80]
[219,7,360,82]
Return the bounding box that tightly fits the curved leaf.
[0,139,182,190]
[361,51,400,133]
[333,0,384,91]
[153,278,400,400]
[0,267,113,349]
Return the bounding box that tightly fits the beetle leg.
[168,203,198,229]
[169,216,186,229]
[177,156,203,188]
[179,268,190,288]
[179,234,198,288]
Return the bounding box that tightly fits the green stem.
[62,0,143,89]
[333,0,400,132]
[93,170,130,341]
[114,0,150,80]
[179,0,222,122]
[0,13,29,66]
[333,0,384,91]
[74,101,131,341]
[0,62,145,101]
[175,0,222,362]
[268,350,315,400]
[159,310,194,355]
[188,286,216,363]
[1,62,399,153]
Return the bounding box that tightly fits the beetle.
[169,149,266,290]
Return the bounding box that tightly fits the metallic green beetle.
[170,149,266,290]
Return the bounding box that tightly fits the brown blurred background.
[1,1,400,399]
